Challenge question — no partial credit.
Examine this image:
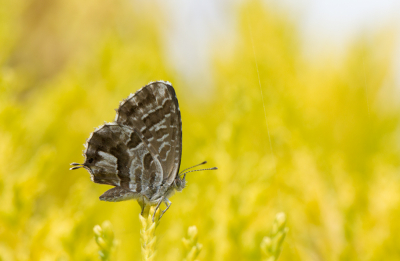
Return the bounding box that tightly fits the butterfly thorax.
[147,175,185,203]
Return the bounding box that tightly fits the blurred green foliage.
[1,0,400,260]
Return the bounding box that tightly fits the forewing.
[83,124,163,196]
[115,81,182,184]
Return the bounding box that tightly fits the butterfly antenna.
[180,167,218,179]
[70,162,83,170]
[179,161,208,175]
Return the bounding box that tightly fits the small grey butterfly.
[70,81,217,220]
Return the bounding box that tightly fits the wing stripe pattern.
[116,82,182,184]
[116,87,164,192]
[150,84,181,182]
[163,84,182,184]
[84,125,132,188]
[82,81,182,202]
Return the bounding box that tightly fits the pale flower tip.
[102,220,112,230]
[93,225,102,236]
[274,212,287,232]
[188,226,198,239]
[276,212,286,224]
[102,220,114,239]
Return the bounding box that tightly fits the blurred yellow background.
[1,0,400,260]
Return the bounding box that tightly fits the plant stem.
[139,206,160,261]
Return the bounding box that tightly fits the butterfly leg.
[152,198,164,222]
[159,199,172,219]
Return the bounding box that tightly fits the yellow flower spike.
[97,237,108,249]
[261,213,288,261]
[260,236,272,256]
[139,213,147,228]
[182,238,191,249]
[186,248,197,260]
[272,213,286,234]
[93,221,116,261]
[140,206,161,261]
[148,223,156,234]
[182,226,202,261]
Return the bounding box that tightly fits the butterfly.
[70,81,217,220]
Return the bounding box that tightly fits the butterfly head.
[174,176,186,191]
[174,161,218,191]
[174,175,186,191]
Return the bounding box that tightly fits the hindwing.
[115,81,182,185]
[83,124,163,197]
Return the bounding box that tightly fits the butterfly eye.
[88,158,94,164]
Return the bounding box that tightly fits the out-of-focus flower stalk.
[260,212,288,261]
[94,221,116,261]
[182,226,202,261]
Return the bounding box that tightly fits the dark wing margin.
[115,81,182,185]
[162,84,182,184]
[83,123,163,197]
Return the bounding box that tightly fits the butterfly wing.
[115,81,182,186]
[83,123,163,197]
